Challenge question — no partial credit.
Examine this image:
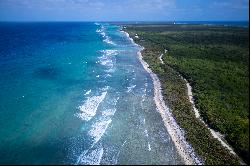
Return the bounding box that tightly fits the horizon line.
[0,20,249,23]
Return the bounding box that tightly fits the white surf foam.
[105,68,115,73]
[144,128,152,151]
[84,90,92,96]
[148,142,152,151]
[99,57,113,66]
[101,86,110,91]
[144,128,149,137]
[76,91,107,121]
[100,32,106,37]
[87,95,119,148]
[103,36,116,45]
[96,29,102,33]
[96,25,105,37]
[98,50,118,73]
[102,96,119,116]
[101,108,116,117]
[126,85,136,92]
[88,119,112,145]
[100,49,118,56]
[104,74,112,78]
[77,147,104,165]
[96,25,116,46]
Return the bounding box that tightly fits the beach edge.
[121,29,203,165]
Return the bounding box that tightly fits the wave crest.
[77,147,104,165]
[96,25,116,45]
[76,91,107,121]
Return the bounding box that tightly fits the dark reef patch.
[33,65,62,80]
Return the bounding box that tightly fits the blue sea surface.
[0,22,184,164]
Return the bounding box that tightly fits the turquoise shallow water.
[0,22,184,164]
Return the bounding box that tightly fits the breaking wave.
[75,91,107,121]
[96,25,116,45]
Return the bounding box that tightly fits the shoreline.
[122,30,203,165]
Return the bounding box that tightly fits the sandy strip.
[159,44,236,155]
[159,46,236,156]
[184,78,237,155]
[122,30,203,165]
[159,54,164,64]
[159,46,243,164]
[138,49,202,165]
[184,78,246,164]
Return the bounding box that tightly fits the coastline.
[122,29,203,165]
[121,24,249,165]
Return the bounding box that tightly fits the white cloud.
[0,0,176,11]
[211,0,249,9]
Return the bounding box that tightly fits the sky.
[0,0,249,21]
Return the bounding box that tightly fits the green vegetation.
[124,24,249,164]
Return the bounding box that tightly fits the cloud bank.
[0,0,248,21]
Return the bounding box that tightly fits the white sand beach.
[123,30,203,165]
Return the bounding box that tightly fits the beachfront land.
[124,24,249,165]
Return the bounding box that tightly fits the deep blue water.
[0,22,183,164]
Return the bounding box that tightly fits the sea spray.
[76,91,107,121]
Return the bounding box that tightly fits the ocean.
[0,22,184,164]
